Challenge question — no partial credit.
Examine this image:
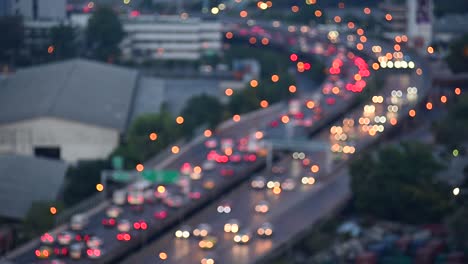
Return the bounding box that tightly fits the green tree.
[0,16,23,64]
[350,142,451,224]
[115,111,182,165]
[446,206,468,251]
[23,201,63,239]
[63,160,110,206]
[434,95,468,149]
[50,24,78,60]
[86,6,124,62]
[180,94,224,136]
[446,34,468,73]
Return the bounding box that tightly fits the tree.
[63,160,110,206]
[0,16,23,64]
[350,142,451,224]
[434,95,468,149]
[114,111,183,165]
[446,206,468,251]
[86,6,124,62]
[50,24,78,60]
[23,201,63,239]
[180,94,224,136]
[446,34,468,74]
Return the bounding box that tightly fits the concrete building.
[379,0,433,52]
[0,154,67,220]
[0,59,138,163]
[120,15,222,62]
[0,0,66,21]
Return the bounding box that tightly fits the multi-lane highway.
[3,10,432,264]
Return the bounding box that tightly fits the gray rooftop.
[0,59,138,132]
[0,155,67,220]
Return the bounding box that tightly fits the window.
[34,146,60,160]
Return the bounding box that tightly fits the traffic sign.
[142,170,179,184]
[112,156,124,170]
[112,171,131,182]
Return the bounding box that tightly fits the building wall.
[0,117,119,163]
[13,0,66,20]
[121,16,222,61]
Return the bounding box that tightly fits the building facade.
[0,0,66,20]
[121,15,222,62]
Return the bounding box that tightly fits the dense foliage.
[446,34,468,74]
[86,6,124,62]
[350,142,451,224]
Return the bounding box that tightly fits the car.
[116,232,132,241]
[180,162,192,175]
[112,190,126,205]
[233,230,252,244]
[243,153,257,162]
[224,219,240,233]
[220,166,234,176]
[281,178,296,191]
[193,223,212,238]
[70,214,88,231]
[202,160,216,171]
[35,245,52,259]
[154,185,168,199]
[164,194,184,208]
[203,179,216,190]
[154,206,168,220]
[133,220,148,230]
[229,153,242,163]
[257,222,274,237]
[86,236,103,248]
[188,188,203,200]
[53,245,69,257]
[216,201,231,214]
[57,231,73,246]
[174,225,191,239]
[251,176,266,189]
[106,206,122,218]
[204,138,218,149]
[74,233,91,244]
[144,189,156,203]
[254,200,270,214]
[117,219,131,233]
[69,243,83,259]
[266,180,281,189]
[86,247,102,259]
[102,217,117,228]
[40,233,55,245]
[199,236,217,250]
[272,165,286,174]
[130,204,144,213]
[301,176,316,185]
[201,255,216,264]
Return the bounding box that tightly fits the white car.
[174,225,191,239]
[117,219,131,233]
[86,236,103,249]
[106,206,122,218]
[57,231,73,246]
[202,160,216,171]
[70,214,88,231]
[69,243,83,259]
[216,201,231,214]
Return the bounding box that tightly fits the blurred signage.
[112,156,124,170]
[416,0,431,24]
[142,170,179,183]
